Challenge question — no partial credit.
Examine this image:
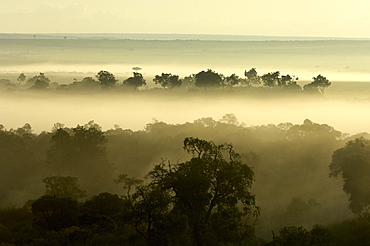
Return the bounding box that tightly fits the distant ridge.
[1,33,369,41]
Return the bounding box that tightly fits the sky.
[1,0,370,38]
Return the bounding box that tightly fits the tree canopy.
[330,137,370,214]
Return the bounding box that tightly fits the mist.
[1,90,370,135]
[1,36,370,245]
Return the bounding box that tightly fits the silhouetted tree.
[223,73,241,88]
[123,72,146,90]
[17,73,26,85]
[153,73,182,89]
[330,137,370,213]
[261,71,280,87]
[304,74,331,95]
[147,137,259,245]
[96,70,117,89]
[244,68,261,86]
[194,69,223,89]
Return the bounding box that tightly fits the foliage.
[147,137,259,245]
[194,69,223,88]
[123,72,146,90]
[272,225,331,246]
[304,74,331,94]
[244,68,261,85]
[329,137,370,213]
[46,121,113,194]
[17,73,26,84]
[96,70,118,88]
[261,71,280,87]
[31,195,79,232]
[27,72,50,89]
[223,73,241,87]
[42,176,87,200]
[153,73,182,89]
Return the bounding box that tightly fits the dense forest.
[1,116,370,245]
[0,68,330,95]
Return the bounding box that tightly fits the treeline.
[1,117,370,245]
[0,68,330,95]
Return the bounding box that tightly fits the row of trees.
[8,68,331,94]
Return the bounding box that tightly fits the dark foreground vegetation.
[1,116,370,245]
[0,68,331,95]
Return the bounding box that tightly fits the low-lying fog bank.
[1,90,370,135]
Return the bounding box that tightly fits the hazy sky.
[2,0,370,38]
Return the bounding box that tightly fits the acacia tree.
[304,74,331,95]
[146,137,259,245]
[329,137,370,214]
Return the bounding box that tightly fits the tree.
[153,73,182,89]
[123,72,146,90]
[127,184,172,245]
[96,70,117,89]
[42,176,87,200]
[46,121,114,194]
[261,71,280,87]
[17,73,26,85]
[244,68,261,86]
[329,137,370,214]
[27,72,50,89]
[31,195,79,231]
[115,173,143,198]
[223,74,241,88]
[194,69,223,89]
[147,137,259,245]
[304,74,331,95]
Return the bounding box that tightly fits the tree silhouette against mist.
[123,72,146,90]
[143,137,259,245]
[96,70,118,89]
[304,74,331,95]
[17,73,26,85]
[194,69,223,89]
[261,71,280,87]
[153,73,182,89]
[244,68,261,86]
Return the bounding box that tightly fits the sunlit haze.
[1,0,370,38]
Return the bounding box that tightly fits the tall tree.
[330,137,370,214]
[147,137,259,245]
[42,176,87,200]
